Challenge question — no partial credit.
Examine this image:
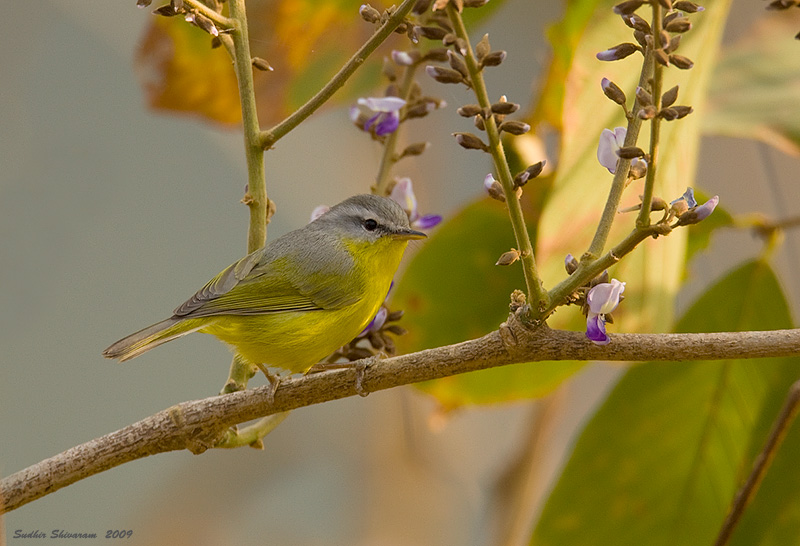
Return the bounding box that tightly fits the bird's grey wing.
[172,247,320,318]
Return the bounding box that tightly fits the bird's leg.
[305,355,382,397]
[254,363,281,405]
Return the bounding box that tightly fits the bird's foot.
[255,363,281,405]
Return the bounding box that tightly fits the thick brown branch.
[3,321,800,513]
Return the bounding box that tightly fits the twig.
[259,0,419,150]
[3,323,800,513]
[713,379,800,546]
[445,5,548,312]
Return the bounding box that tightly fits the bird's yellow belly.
[200,298,379,374]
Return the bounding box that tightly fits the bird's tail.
[103,317,208,362]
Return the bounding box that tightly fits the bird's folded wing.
[172,247,358,317]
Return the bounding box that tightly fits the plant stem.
[546,224,662,315]
[713,380,800,546]
[586,47,655,260]
[259,0,418,150]
[446,5,548,313]
[228,0,268,252]
[373,64,419,196]
[183,0,234,29]
[636,1,664,228]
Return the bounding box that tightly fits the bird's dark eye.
[363,218,378,231]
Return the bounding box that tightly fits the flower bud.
[137,0,152,7]
[475,34,491,62]
[447,50,470,78]
[635,86,653,107]
[496,249,520,266]
[637,105,657,119]
[463,0,490,6]
[669,54,694,69]
[458,104,483,117]
[677,196,719,225]
[661,85,679,108]
[623,13,651,33]
[153,4,177,16]
[426,65,466,84]
[252,57,274,71]
[454,132,488,151]
[359,4,381,23]
[654,49,670,66]
[659,107,679,121]
[674,0,704,9]
[633,30,649,48]
[499,120,530,135]
[672,105,693,118]
[480,50,507,68]
[418,26,448,40]
[412,0,433,14]
[629,158,647,179]
[596,42,639,61]
[514,161,546,187]
[565,254,579,274]
[399,142,430,158]
[613,0,645,14]
[617,146,645,159]
[601,78,627,105]
[473,115,486,131]
[664,17,691,33]
[484,174,505,202]
[391,50,417,66]
[490,101,520,115]
[423,48,450,62]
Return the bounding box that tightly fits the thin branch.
[635,1,664,228]
[713,379,800,546]
[3,322,800,513]
[227,0,268,252]
[259,0,419,150]
[183,0,233,29]
[445,5,548,312]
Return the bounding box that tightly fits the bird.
[103,194,426,387]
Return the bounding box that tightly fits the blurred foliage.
[704,10,800,156]
[395,0,731,408]
[392,194,584,408]
[531,260,800,546]
[135,0,504,127]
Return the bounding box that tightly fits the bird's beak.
[392,227,427,240]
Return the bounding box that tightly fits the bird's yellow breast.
[202,236,409,374]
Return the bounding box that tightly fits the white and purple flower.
[597,126,646,176]
[350,96,406,136]
[390,178,442,230]
[585,278,625,345]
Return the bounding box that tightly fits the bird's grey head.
[313,194,426,242]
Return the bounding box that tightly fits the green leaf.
[704,10,800,156]
[392,196,584,407]
[531,260,800,546]
[530,0,733,336]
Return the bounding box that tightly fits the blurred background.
[1,1,798,545]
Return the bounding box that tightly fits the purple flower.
[671,187,697,208]
[693,195,719,222]
[585,279,625,345]
[597,127,646,175]
[676,194,720,226]
[390,178,442,230]
[359,305,388,337]
[352,96,406,136]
